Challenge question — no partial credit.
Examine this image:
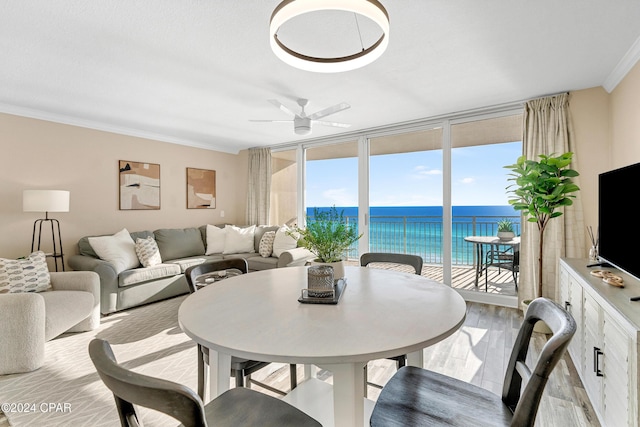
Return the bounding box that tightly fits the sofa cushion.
[0,251,51,293]
[258,231,276,257]
[154,228,205,261]
[166,255,224,273]
[247,256,279,271]
[135,236,162,267]
[78,230,153,258]
[223,225,256,254]
[88,229,141,274]
[118,264,182,287]
[273,225,299,257]
[254,225,280,251]
[205,224,226,255]
[39,290,94,341]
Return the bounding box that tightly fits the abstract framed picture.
[186,168,216,209]
[119,160,160,210]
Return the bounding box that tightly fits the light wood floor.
[249,302,599,427]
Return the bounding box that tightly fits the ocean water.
[307,206,521,264]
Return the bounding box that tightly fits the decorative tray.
[195,269,243,288]
[298,279,347,305]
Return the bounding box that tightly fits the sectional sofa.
[68,225,315,314]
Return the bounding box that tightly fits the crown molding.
[0,103,241,154]
[603,35,640,93]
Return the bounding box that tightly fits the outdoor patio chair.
[185,259,297,400]
[370,297,576,427]
[360,252,424,396]
[89,339,320,427]
[485,245,519,291]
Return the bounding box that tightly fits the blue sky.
[306,141,522,207]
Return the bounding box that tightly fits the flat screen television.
[598,162,640,281]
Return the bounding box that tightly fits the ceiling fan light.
[270,0,389,73]
[295,125,311,135]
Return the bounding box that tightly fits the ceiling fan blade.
[308,102,350,120]
[313,120,351,128]
[268,99,296,117]
[249,119,293,123]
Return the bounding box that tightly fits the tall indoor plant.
[504,152,580,298]
[289,206,362,279]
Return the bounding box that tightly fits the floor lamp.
[23,190,70,272]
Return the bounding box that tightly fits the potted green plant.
[496,218,515,241]
[504,152,580,301]
[289,206,362,280]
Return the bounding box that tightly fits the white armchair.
[0,271,100,375]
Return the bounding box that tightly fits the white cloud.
[411,165,442,179]
[460,177,475,184]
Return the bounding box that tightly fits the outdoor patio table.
[178,265,466,427]
[464,235,520,290]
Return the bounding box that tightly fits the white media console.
[559,258,640,427]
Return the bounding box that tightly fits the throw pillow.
[205,224,226,255]
[0,251,51,293]
[88,228,140,274]
[258,231,276,258]
[223,225,256,254]
[272,225,299,257]
[134,236,162,267]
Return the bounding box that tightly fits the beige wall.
[569,87,611,230]
[610,61,640,167]
[570,61,640,232]
[0,113,247,266]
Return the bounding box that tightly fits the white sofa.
[0,271,100,375]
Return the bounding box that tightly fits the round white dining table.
[178,265,466,427]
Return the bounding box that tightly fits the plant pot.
[521,300,553,334]
[497,231,515,241]
[310,259,345,281]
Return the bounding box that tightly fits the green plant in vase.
[497,218,515,241]
[504,152,580,299]
[290,206,362,263]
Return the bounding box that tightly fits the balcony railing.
[340,214,521,264]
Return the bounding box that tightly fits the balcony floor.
[346,261,518,297]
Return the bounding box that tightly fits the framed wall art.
[119,160,160,210]
[187,168,216,209]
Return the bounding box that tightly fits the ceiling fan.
[250,98,351,135]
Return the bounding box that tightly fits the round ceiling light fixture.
[270,0,389,73]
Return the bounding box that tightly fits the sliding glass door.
[272,107,523,306]
[367,127,443,281]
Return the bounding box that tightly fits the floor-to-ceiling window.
[450,114,522,301]
[367,127,443,282]
[271,106,523,306]
[305,140,360,259]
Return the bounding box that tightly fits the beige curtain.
[519,93,586,303]
[246,147,272,225]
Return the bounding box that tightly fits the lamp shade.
[23,190,70,213]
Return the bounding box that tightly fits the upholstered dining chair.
[89,339,320,427]
[359,252,424,395]
[369,297,576,427]
[184,259,297,400]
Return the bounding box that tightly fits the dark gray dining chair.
[359,252,424,395]
[369,297,576,427]
[88,339,320,427]
[185,259,297,400]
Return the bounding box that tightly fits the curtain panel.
[519,93,586,303]
[246,147,272,225]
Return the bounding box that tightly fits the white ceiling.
[2,1,640,154]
